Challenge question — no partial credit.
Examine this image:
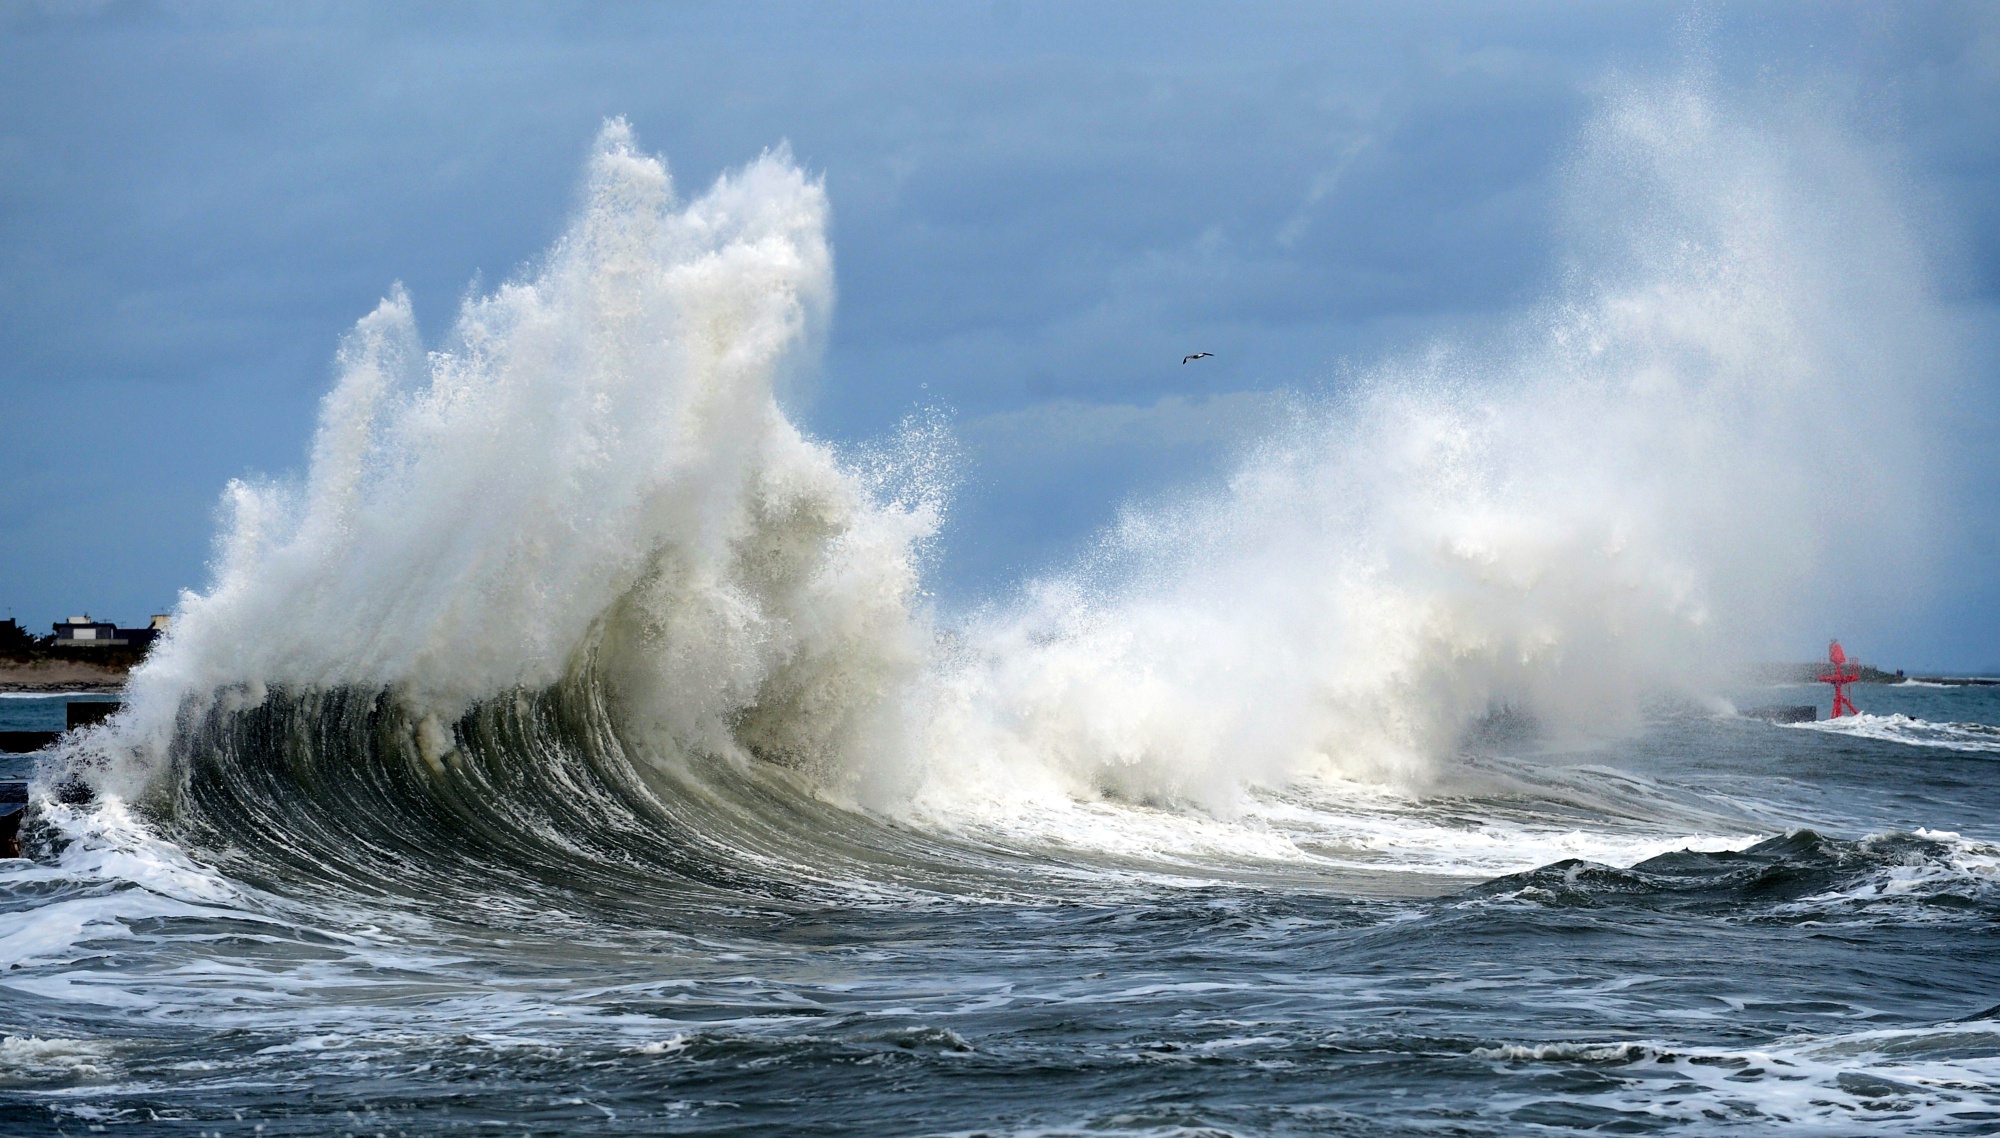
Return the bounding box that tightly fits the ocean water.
[2,86,1986,1135]
[4,685,2000,1136]
[0,695,118,781]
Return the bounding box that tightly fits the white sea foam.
[0,800,249,975]
[0,1036,117,1087]
[1791,713,2000,753]
[1773,828,2000,924]
[903,770,1757,881]
[1473,1021,2000,1131]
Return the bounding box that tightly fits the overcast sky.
[3,1,1998,668]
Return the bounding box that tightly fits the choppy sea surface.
[5,681,2000,1136]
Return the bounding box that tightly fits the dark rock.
[0,781,22,859]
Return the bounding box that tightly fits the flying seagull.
[1181,352,1213,365]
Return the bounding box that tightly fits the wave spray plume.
[903,83,1946,829]
[108,121,941,827]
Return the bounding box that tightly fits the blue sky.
[3,2,1998,669]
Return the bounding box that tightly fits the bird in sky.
[1181,352,1213,364]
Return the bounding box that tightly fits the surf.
[28,79,1958,896]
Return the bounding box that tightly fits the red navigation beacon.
[1819,640,1860,718]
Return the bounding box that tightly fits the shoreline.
[0,660,130,694]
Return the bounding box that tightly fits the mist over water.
[7,82,1995,1136]
[904,83,1947,822]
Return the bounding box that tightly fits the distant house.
[52,613,171,649]
[53,616,119,645]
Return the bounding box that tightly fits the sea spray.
[101,120,942,802]
[899,83,1948,824]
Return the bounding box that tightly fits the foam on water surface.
[1791,713,2000,753]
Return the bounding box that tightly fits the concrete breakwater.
[1741,704,1818,723]
[1,700,119,755]
[2,701,112,857]
[0,775,92,859]
[0,731,59,753]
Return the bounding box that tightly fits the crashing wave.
[33,81,1952,878]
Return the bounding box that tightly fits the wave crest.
[97,120,941,805]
